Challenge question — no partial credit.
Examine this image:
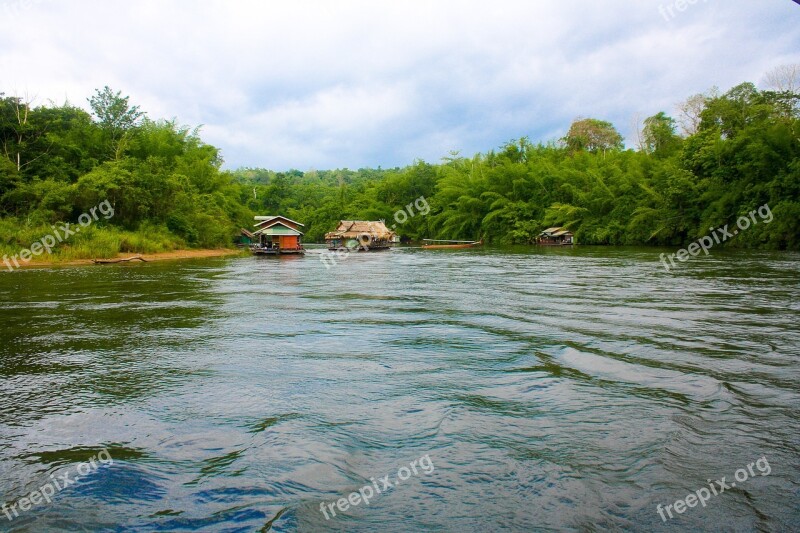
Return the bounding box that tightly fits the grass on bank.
[0,219,196,262]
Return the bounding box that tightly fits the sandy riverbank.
[6,248,247,270]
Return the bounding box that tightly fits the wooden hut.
[325,220,397,251]
[537,227,575,245]
[251,216,305,255]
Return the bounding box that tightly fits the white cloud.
[1,0,798,169]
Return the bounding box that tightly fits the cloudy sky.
[2,0,799,170]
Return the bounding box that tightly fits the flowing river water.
[0,246,798,532]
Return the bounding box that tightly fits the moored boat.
[250,215,306,255]
[422,239,483,249]
[325,220,397,251]
[536,227,575,245]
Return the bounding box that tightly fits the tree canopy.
[563,118,624,155]
[1,75,798,260]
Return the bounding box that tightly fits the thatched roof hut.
[325,220,397,250]
[537,226,575,245]
[325,220,394,240]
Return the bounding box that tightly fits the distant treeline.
[1,79,798,259]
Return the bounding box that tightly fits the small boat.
[422,239,483,249]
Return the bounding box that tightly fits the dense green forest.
[1,79,798,260]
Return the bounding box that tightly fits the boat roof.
[423,239,477,243]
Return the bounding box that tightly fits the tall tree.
[762,64,800,116]
[563,118,624,156]
[88,86,145,158]
[676,88,718,137]
[0,93,49,173]
[762,63,800,94]
[642,112,680,155]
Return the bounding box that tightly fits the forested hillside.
[1,80,798,260]
[237,81,799,248]
[0,87,250,259]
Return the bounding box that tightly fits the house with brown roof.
[324,220,397,251]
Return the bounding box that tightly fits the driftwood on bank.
[92,255,148,264]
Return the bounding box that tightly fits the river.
[1,246,798,532]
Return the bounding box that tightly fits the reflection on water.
[0,247,798,531]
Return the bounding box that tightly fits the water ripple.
[0,249,797,531]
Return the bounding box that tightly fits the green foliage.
[88,86,145,145]
[233,81,798,250]
[0,88,248,258]
[1,79,798,260]
[563,118,624,155]
[642,112,681,157]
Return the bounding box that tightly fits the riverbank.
[4,248,247,270]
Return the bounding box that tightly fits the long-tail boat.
[422,239,483,249]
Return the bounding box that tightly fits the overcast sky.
[2,0,799,170]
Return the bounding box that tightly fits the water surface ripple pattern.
[0,246,798,531]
